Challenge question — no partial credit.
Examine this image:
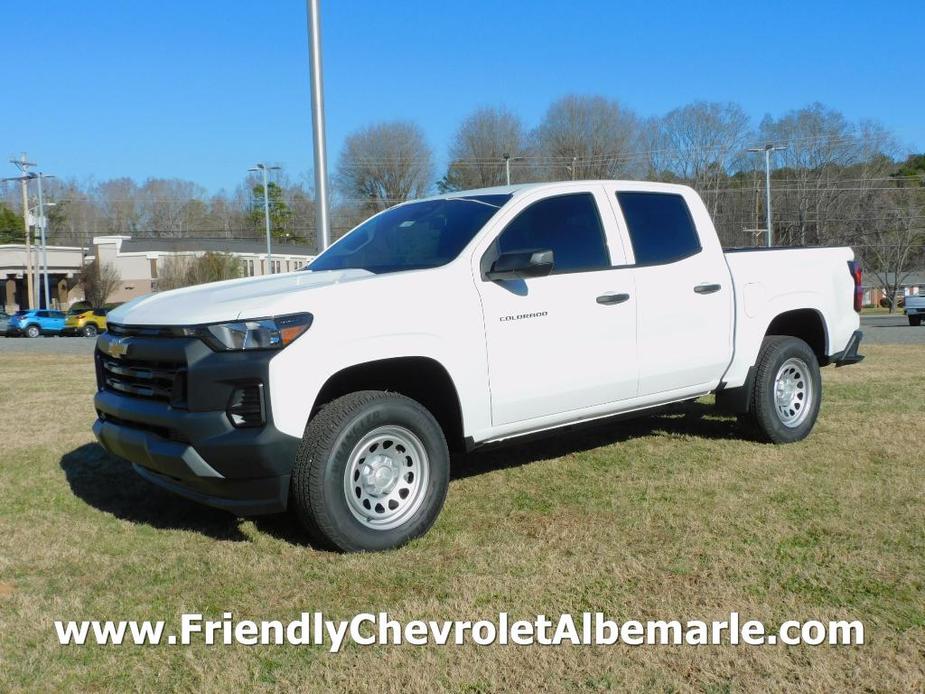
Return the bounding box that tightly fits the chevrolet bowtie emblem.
[108,337,130,358]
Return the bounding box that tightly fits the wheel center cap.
[361,455,399,496]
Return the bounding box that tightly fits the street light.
[747,143,787,247]
[249,163,281,274]
[34,173,55,307]
[502,153,525,186]
[28,200,56,308]
[306,0,331,252]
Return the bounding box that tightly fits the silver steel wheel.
[774,357,813,428]
[343,425,430,531]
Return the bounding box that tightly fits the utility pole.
[747,143,787,247]
[503,154,511,186]
[249,163,280,274]
[306,0,331,252]
[10,155,36,308]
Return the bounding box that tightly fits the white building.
[1,235,315,312]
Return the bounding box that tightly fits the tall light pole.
[502,154,524,186]
[34,173,54,308]
[747,143,787,247]
[249,163,281,274]
[306,0,331,252]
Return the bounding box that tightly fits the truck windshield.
[308,194,511,274]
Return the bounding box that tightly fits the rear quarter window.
[617,192,701,266]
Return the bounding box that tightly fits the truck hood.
[108,269,375,326]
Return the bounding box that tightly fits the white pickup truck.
[905,294,925,326]
[93,181,864,552]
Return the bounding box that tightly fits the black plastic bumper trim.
[832,330,864,367]
[132,464,289,516]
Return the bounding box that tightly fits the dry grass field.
[0,345,922,692]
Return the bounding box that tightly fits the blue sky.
[3,0,922,192]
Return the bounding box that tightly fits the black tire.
[290,390,450,552]
[910,316,922,327]
[25,324,40,338]
[743,336,822,444]
[82,324,99,337]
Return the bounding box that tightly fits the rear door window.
[617,192,701,265]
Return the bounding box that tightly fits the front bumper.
[92,331,300,515]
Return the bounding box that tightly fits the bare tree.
[440,107,528,191]
[77,258,121,307]
[534,95,641,180]
[853,182,925,311]
[96,178,140,234]
[647,101,752,219]
[336,121,433,213]
[137,178,209,235]
[756,104,896,246]
[156,252,243,291]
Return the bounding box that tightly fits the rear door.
[608,188,733,396]
[474,186,638,426]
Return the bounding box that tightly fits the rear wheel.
[25,325,40,338]
[743,336,822,443]
[82,324,99,337]
[910,316,922,327]
[290,390,450,552]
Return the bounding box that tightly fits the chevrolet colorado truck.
[92,181,864,552]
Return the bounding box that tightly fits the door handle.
[596,292,630,305]
[693,283,722,295]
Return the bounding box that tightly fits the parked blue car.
[6,309,67,337]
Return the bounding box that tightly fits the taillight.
[848,260,863,312]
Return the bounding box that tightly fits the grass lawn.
[0,345,923,691]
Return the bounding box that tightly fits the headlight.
[193,313,313,351]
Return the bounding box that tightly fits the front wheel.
[743,336,822,444]
[82,324,99,337]
[25,325,40,338]
[910,316,922,327]
[290,390,450,552]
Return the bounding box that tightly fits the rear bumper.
[832,330,864,367]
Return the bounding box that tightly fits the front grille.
[98,353,186,404]
[107,323,181,338]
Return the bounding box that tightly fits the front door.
[476,190,638,426]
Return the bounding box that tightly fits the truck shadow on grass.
[59,401,741,545]
[450,400,742,480]
[59,444,251,542]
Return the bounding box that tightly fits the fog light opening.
[227,384,266,428]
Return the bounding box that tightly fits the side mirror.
[486,249,555,281]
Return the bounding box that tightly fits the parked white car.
[93,181,864,551]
